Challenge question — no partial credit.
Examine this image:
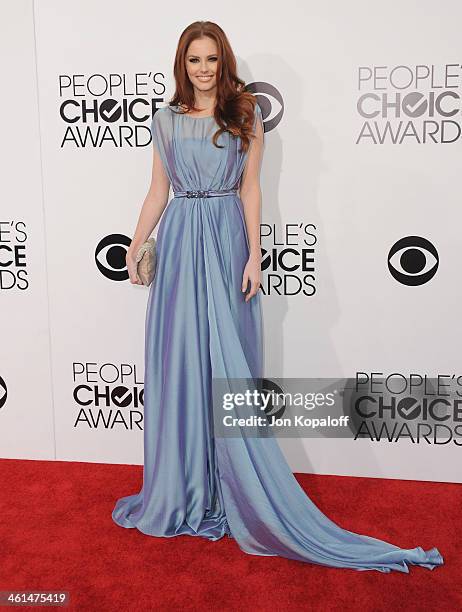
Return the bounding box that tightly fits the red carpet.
[0,458,459,611]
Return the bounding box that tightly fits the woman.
[112,21,444,573]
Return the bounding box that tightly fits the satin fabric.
[112,104,444,573]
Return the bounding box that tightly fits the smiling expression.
[185,37,219,94]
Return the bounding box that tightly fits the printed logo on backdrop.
[260,224,316,296]
[0,376,7,410]
[346,373,462,445]
[58,76,281,146]
[0,222,28,290]
[245,82,284,132]
[388,236,439,286]
[95,227,318,293]
[356,64,462,144]
[95,234,132,281]
[73,363,144,429]
[58,72,166,147]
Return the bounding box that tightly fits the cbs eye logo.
[245,82,284,132]
[95,234,132,281]
[0,376,7,410]
[388,236,439,286]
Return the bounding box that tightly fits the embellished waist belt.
[173,188,238,199]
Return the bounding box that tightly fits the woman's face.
[185,37,218,95]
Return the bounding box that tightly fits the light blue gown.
[112,103,444,573]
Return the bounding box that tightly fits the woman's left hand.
[241,253,261,302]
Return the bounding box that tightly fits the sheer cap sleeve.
[150,110,161,153]
[253,102,263,134]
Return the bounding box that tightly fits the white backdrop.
[1,0,461,483]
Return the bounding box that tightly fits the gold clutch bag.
[135,237,157,286]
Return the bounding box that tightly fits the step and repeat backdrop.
[1,0,461,482]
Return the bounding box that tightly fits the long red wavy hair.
[169,21,258,153]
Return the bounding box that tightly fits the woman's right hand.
[126,248,143,285]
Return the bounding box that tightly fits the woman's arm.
[127,143,171,284]
[239,108,265,301]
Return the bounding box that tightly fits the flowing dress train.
[112,103,444,573]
